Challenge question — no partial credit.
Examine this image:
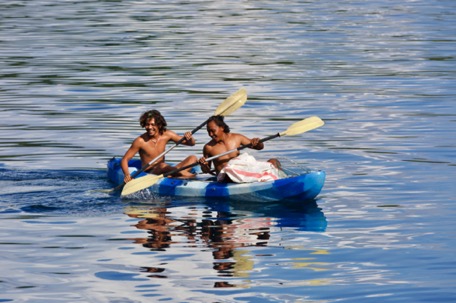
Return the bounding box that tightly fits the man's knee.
[187,155,198,162]
[267,158,281,169]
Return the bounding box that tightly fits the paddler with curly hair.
[121,109,197,184]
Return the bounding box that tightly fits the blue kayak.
[107,157,325,202]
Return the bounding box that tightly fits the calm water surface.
[1,0,455,302]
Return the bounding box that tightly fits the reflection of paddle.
[104,88,247,194]
[121,116,324,197]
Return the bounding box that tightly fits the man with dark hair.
[121,110,197,183]
[199,116,281,182]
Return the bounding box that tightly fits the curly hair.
[139,110,167,134]
[207,115,230,133]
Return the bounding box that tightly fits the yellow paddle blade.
[121,174,164,197]
[279,116,324,137]
[124,206,161,219]
[214,87,247,116]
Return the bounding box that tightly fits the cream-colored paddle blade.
[120,174,164,197]
[279,116,324,137]
[214,87,247,116]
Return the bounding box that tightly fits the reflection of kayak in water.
[125,194,327,235]
[107,158,326,202]
[210,199,328,232]
[273,204,327,232]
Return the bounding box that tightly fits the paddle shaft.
[162,133,281,178]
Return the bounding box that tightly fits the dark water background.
[1,0,455,302]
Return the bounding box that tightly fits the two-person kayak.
[107,158,325,202]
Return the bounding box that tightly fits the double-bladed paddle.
[105,88,247,194]
[121,116,324,197]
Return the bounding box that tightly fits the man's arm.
[199,145,213,174]
[238,134,264,150]
[120,139,141,183]
[168,130,196,146]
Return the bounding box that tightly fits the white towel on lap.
[217,153,280,183]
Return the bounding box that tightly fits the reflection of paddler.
[201,216,272,247]
[124,206,162,219]
[125,206,270,279]
[292,250,330,273]
[232,250,254,278]
[125,207,173,230]
[205,216,271,281]
[124,206,173,249]
[229,217,272,246]
[212,249,254,279]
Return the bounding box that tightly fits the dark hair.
[207,115,230,133]
[139,110,167,134]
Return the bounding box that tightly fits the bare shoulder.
[135,134,148,144]
[203,139,217,154]
[229,132,247,142]
[203,139,216,151]
[129,134,147,149]
[162,129,178,140]
[163,129,176,136]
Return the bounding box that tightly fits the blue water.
[1,0,455,302]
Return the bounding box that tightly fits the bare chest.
[140,137,167,157]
